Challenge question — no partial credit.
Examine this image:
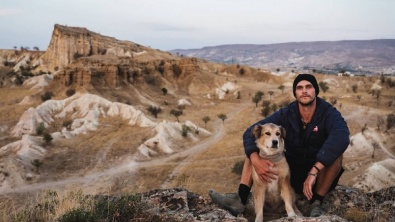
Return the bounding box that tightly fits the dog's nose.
[272,140,278,148]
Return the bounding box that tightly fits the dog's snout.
[272,140,278,148]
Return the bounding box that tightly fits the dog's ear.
[251,125,262,138]
[280,126,286,139]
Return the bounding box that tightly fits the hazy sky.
[1,0,394,51]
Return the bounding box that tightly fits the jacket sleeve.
[243,109,285,158]
[316,107,350,167]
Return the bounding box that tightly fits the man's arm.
[316,108,350,167]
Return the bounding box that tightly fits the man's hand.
[250,152,278,183]
[303,174,316,200]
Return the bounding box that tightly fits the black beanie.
[293,74,319,97]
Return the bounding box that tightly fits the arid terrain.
[0,24,394,221]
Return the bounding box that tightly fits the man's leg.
[209,157,253,216]
[315,155,343,196]
[309,155,343,217]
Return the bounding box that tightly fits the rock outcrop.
[42,24,145,71]
[98,186,395,221]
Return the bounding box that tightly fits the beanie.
[293,74,319,97]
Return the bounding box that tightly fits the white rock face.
[353,158,395,192]
[215,82,238,99]
[11,93,156,137]
[178,99,192,106]
[23,74,53,89]
[140,120,211,158]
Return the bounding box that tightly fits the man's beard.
[298,95,316,107]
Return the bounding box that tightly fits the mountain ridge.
[170,39,395,75]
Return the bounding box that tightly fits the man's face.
[295,80,316,106]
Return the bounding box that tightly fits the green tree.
[161,88,167,95]
[170,109,183,122]
[261,106,270,117]
[147,106,162,118]
[319,82,329,93]
[41,91,54,102]
[218,113,227,124]
[386,113,395,131]
[36,122,45,135]
[239,68,245,75]
[181,124,190,137]
[202,116,210,128]
[278,85,285,93]
[268,91,274,100]
[352,84,358,93]
[43,133,53,144]
[31,159,43,173]
[252,95,261,107]
[276,68,280,72]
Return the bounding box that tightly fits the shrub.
[43,133,53,144]
[182,124,190,137]
[387,113,395,131]
[161,88,167,95]
[319,81,329,93]
[147,106,162,118]
[352,84,358,93]
[66,89,76,97]
[170,109,183,122]
[58,209,96,222]
[261,106,270,117]
[177,104,186,111]
[73,52,83,60]
[157,66,165,74]
[41,91,54,102]
[239,68,245,75]
[232,160,244,175]
[31,159,43,173]
[36,122,45,135]
[63,120,73,130]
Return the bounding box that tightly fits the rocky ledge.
[138,185,394,221]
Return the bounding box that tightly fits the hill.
[0,24,395,221]
[170,39,395,75]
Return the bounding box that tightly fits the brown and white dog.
[251,123,301,222]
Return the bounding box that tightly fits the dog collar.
[259,152,284,163]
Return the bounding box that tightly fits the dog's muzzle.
[271,140,279,149]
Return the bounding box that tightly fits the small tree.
[147,106,162,118]
[376,90,381,100]
[41,91,54,102]
[271,103,278,112]
[31,159,43,173]
[252,95,261,107]
[43,132,53,144]
[352,84,358,93]
[261,106,270,117]
[276,68,280,72]
[377,116,384,131]
[239,68,245,75]
[278,85,285,93]
[268,91,274,100]
[181,124,190,137]
[63,120,73,130]
[357,95,362,101]
[170,109,183,122]
[371,141,380,159]
[218,113,227,124]
[161,88,168,95]
[330,97,337,106]
[36,122,45,135]
[202,116,210,128]
[232,160,244,175]
[319,82,329,93]
[386,113,395,131]
[66,89,76,97]
[33,46,39,51]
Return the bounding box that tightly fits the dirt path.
[1,102,250,196]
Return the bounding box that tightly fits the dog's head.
[251,123,286,156]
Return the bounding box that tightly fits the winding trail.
[1,102,250,196]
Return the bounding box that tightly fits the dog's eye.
[265,132,270,136]
[276,132,280,136]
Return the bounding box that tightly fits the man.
[210,74,350,217]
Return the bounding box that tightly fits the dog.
[251,123,301,222]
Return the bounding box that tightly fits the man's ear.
[251,125,262,138]
[280,126,286,139]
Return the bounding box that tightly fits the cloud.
[0,9,23,17]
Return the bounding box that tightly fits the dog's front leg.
[280,180,297,217]
[253,187,265,222]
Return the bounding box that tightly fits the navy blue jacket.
[243,97,350,167]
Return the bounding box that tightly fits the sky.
[1,0,394,51]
